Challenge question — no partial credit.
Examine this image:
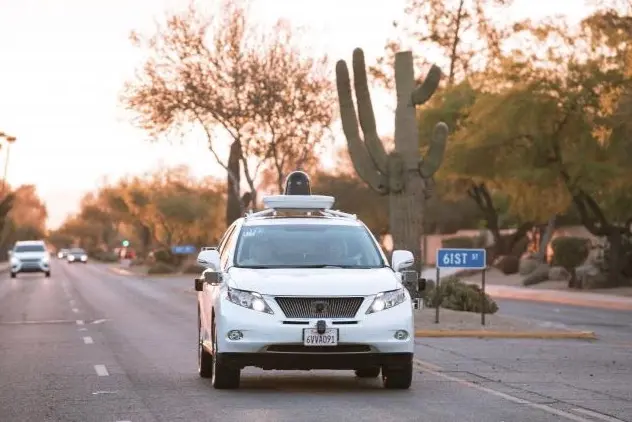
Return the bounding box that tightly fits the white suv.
[194,194,424,390]
[10,240,51,278]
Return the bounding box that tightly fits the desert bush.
[182,262,203,274]
[153,248,176,265]
[147,262,176,274]
[424,276,498,314]
[551,236,590,270]
[442,235,485,249]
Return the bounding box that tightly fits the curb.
[414,329,597,339]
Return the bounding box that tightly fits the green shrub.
[147,262,176,275]
[424,276,498,314]
[130,258,145,266]
[551,237,590,270]
[442,235,485,249]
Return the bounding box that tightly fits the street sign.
[436,248,486,270]
[171,245,197,255]
[121,240,130,247]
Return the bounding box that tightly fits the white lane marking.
[572,408,627,422]
[69,299,76,306]
[92,319,108,324]
[72,308,79,313]
[76,320,84,325]
[83,336,94,344]
[94,365,109,376]
[414,360,592,422]
[78,328,87,331]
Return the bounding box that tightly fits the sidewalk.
[414,307,595,339]
[422,266,632,311]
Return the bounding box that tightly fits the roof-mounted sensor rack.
[245,194,357,220]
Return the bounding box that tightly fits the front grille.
[266,344,371,353]
[275,297,364,319]
[20,258,40,263]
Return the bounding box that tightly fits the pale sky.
[0,0,594,229]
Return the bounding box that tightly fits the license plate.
[303,328,338,346]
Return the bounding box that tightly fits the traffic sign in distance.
[436,248,486,269]
[171,245,197,255]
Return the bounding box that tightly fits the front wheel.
[211,322,240,389]
[198,309,213,378]
[382,361,413,389]
[10,272,16,279]
[45,271,51,278]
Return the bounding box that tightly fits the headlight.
[81,255,87,261]
[68,255,75,261]
[42,256,50,264]
[226,287,273,314]
[10,257,18,265]
[366,288,407,314]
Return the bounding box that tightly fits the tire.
[355,367,381,378]
[10,272,16,279]
[198,308,213,379]
[211,321,240,389]
[45,271,51,278]
[382,361,413,389]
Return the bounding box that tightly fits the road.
[0,261,630,422]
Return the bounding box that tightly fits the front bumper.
[214,298,415,370]
[12,260,50,273]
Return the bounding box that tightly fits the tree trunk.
[389,177,425,299]
[535,215,557,264]
[606,230,627,287]
[226,140,242,225]
[567,266,578,289]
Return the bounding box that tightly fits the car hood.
[228,267,399,296]
[14,252,47,260]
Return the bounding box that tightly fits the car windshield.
[70,248,85,254]
[234,224,385,269]
[14,244,46,253]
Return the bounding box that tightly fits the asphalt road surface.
[0,261,630,422]
[496,297,632,343]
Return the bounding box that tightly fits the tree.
[121,0,334,225]
[370,0,514,89]
[450,9,632,284]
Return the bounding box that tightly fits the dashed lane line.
[72,308,79,313]
[76,320,84,325]
[571,408,627,422]
[94,365,109,376]
[83,336,94,344]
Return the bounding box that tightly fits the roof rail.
[244,194,357,220]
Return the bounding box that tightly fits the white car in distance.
[195,194,425,389]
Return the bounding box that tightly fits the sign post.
[435,248,487,325]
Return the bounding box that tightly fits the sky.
[0,0,595,229]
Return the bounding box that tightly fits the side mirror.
[194,277,204,292]
[197,249,220,270]
[392,250,414,272]
[204,271,222,285]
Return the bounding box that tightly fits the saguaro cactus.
[336,48,449,281]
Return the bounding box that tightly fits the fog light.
[227,330,243,341]
[394,330,409,340]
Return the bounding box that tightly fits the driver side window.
[220,228,238,268]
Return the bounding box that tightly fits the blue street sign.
[171,245,197,255]
[436,248,486,269]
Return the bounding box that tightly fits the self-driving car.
[194,186,424,390]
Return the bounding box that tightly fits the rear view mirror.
[392,250,414,272]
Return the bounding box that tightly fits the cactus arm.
[419,122,449,178]
[336,59,388,194]
[411,64,442,106]
[351,48,389,175]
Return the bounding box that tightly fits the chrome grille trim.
[274,297,364,319]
